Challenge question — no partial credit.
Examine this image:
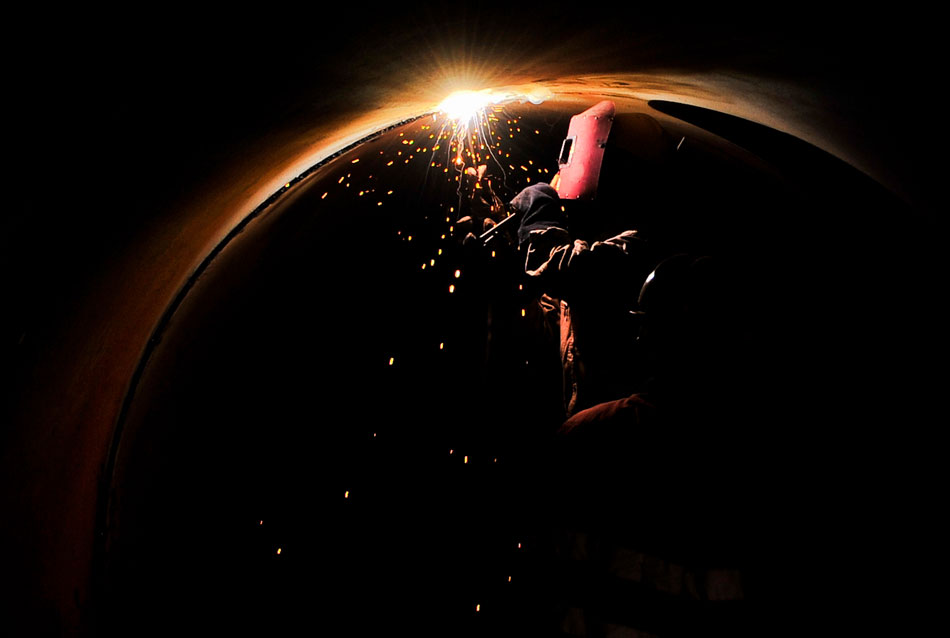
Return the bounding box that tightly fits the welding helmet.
[554,100,615,200]
[554,101,676,240]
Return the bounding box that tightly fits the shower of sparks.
[237,92,607,630]
[433,86,552,217]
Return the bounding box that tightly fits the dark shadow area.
[648,99,902,207]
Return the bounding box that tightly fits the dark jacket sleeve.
[512,183,647,303]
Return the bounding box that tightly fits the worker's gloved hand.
[510,183,564,246]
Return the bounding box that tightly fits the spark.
[433,85,551,191]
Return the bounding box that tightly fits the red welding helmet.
[553,100,615,200]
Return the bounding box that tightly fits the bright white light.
[438,90,497,121]
[437,84,553,122]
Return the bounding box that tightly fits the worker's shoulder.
[559,393,655,436]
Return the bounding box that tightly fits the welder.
[510,100,667,417]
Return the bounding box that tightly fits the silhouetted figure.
[512,182,656,417]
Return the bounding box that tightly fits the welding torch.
[477,207,524,247]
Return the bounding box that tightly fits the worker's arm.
[512,184,644,302]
